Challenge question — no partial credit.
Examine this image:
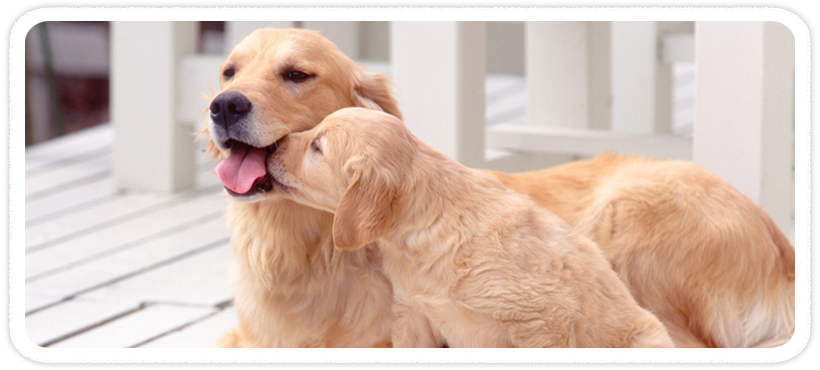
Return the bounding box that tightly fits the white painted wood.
[25,153,111,198]
[303,21,360,60]
[672,63,695,137]
[26,299,138,347]
[25,192,176,249]
[611,21,657,135]
[110,21,196,193]
[662,33,695,63]
[178,55,224,127]
[693,21,795,240]
[24,191,225,288]
[487,124,692,160]
[49,304,217,348]
[391,21,487,168]
[26,243,232,347]
[25,123,112,173]
[525,22,591,130]
[694,20,764,185]
[77,245,234,308]
[485,75,527,126]
[760,22,795,239]
[26,214,226,285]
[139,306,238,348]
[25,177,117,223]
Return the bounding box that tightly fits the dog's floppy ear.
[353,71,403,120]
[332,155,398,251]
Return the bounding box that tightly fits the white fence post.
[693,21,794,239]
[525,21,595,130]
[611,21,658,134]
[110,21,197,193]
[391,21,487,168]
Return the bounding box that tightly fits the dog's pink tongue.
[215,146,267,194]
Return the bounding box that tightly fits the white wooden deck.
[24,119,239,348]
[24,74,548,348]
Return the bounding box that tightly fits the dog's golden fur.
[269,108,676,347]
[203,28,397,347]
[202,28,794,348]
[488,155,795,348]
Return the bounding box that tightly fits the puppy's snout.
[210,91,252,129]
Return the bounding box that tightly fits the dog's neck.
[225,195,342,285]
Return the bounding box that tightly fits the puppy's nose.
[210,91,252,129]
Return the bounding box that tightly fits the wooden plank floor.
[23,74,532,348]
[24,119,237,348]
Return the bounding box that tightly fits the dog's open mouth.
[215,140,282,197]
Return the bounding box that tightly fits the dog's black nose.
[210,91,252,129]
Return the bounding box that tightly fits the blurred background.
[25,20,794,232]
[23,21,693,146]
[26,21,226,146]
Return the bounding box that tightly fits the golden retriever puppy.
[267,107,675,348]
[204,28,398,347]
[203,27,793,348]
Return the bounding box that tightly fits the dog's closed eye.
[310,138,322,154]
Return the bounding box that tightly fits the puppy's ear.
[333,156,398,251]
[353,71,403,120]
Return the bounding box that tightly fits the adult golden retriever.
[202,28,794,348]
[268,107,675,348]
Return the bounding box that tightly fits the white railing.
[109,21,795,240]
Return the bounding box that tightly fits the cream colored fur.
[268,108,675,348]
[202,28,794,348]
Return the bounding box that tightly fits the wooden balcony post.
[391,21,487,168]
[693,21,795,238]
[110,21,197,193]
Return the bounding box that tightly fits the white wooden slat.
[76,245,234,309]
[24,124,112,172]
[27,161,219,225]
[485,77,527,127]
[26,299,138,346]
[25,190,225,284]
[25,153,111,198]
[139,306,237,348]
[25,192,176,249]
[25,218,228,309]
[26,241,231,346]
[487,124,692,160]
[25,177,118,223]
[49,304,217,348]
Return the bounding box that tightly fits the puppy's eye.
[310,139,322,154]
[222,68,236,79]
[283,70,312,83]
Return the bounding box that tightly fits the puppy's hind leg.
[391,300,445,348]
[626,312,676,348]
